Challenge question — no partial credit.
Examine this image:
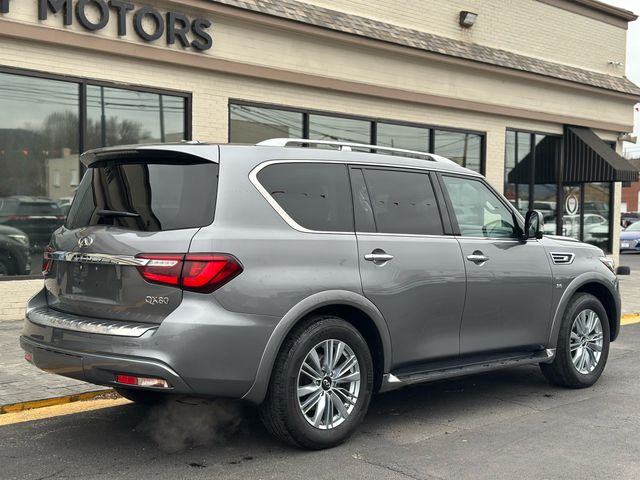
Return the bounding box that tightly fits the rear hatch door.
[45,147,219,324]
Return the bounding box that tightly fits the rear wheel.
[114,387,170,405]
[259,316,374,449]
[540,293,610,388]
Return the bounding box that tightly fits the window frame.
[0,65,192,281]
[229,99,487,174]
[438,172,525,241]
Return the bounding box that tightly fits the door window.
[360,168,443,235]
[257,163,354,232]
[443,176,518,238]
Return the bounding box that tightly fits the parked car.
[620,221,640,252]
[0,225,31,276]
[0,196,65,250]
[22,140,620,449]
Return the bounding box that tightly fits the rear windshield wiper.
[95,209,140,218]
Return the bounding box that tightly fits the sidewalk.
[2,273,640,412]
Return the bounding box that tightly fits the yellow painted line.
[0,397,131,426]
[0,390,113,415]
[621,313,640,326]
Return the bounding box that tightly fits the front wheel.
[259,316,374,449]
[540,293,610,388]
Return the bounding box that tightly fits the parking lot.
[2,323,640,480]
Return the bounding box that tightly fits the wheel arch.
[547,274,621,348]
[241,290,392,404]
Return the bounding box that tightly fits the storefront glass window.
[0,72,79,276]
[376,123,429,152]
[0,71,189,277]
[229,104,303,143]
[583,183,610,252]
[532,134,559,235]
[86,86,186,149]
[504,131,532,215]
[308,114,370,144]
[433,130,482,172]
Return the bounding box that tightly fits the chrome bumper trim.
[45,251,149,267]
[27,307,157,337]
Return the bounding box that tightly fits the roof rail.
[256,138,455,164]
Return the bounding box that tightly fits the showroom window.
[229,103,484,171]
[0,68,190,278]
[504,129,613,252]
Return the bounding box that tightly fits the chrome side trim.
[550,252,576,265]
[27,307,157,337]
[46,251,149,266]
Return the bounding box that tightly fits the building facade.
[0,0,639,315]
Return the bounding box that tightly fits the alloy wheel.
[570,309,604,374]
[296,339,361,430]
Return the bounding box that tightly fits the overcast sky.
[603,0,640,156]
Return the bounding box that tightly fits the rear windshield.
[66,161,218,231]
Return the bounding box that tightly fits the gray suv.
[21,139,621,449]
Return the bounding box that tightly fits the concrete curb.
[0,389,114,415]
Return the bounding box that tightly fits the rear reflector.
[42,245,55,276]
[24,352,33,363]
[115,374,169,389]
[136,253,242,294]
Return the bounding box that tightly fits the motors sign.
[0,0,213,51]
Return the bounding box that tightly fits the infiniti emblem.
[78,236,94,248]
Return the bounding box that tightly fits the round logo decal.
[565,194,579,215]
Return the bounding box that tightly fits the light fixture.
[459,11,478,28]
[618,133,638,144]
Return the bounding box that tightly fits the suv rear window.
[257,163,353,232]
[66,161,218,231]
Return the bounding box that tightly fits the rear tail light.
[42,245,55,276]
[115,374,170,389]
[136,253,243,293]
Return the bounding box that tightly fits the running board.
[379,349,555,393]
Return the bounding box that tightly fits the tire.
[540,293,610,388]
[259,315,374,450]
[0,254,14,276]
[114,387,170,405]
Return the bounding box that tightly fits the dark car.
[0,196,65,250]
[0,224,31,276]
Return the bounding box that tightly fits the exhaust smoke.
[142,396,243,453]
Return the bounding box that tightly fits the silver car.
[21,139,621,449]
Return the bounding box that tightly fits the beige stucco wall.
[306,0,628,75]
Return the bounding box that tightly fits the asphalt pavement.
[2,323,640,480]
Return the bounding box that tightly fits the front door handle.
[364,249,394,265]
[466,251,489,264]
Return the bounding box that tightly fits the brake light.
[136,253,242,293]
[115,374,169,388]
[42,245,55,276]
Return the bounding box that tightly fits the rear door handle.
[364,249,394,265]
[466,251,489,264]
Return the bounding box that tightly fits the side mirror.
[524,210,544,240]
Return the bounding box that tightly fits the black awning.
[564,126,638,183]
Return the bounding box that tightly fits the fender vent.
[550,252,575,265]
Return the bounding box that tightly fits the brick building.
[0,0,639,315]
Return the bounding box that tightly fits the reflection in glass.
[0,72,79,275]
[86,86,185,150]
[308,114,370,145]
[504,131,532,214]
[433,130,481,172]
[583,183,610,251]
[532,135,559,235]
[229,104,303,143]
[562,185,581,240]
[376,123,429,153]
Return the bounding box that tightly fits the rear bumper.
[21,288,280,401]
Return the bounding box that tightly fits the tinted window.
[363,169,442,235]
[443,176,518,238]
[308,115,370,144]
[434,130,482,172]
[66,161,218,231]
[257,163,353,232]
[350,168,376,232]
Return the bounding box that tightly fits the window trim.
[0,65,192,281]
[229,99,487,174]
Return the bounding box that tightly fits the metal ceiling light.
[459,11,478,28]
